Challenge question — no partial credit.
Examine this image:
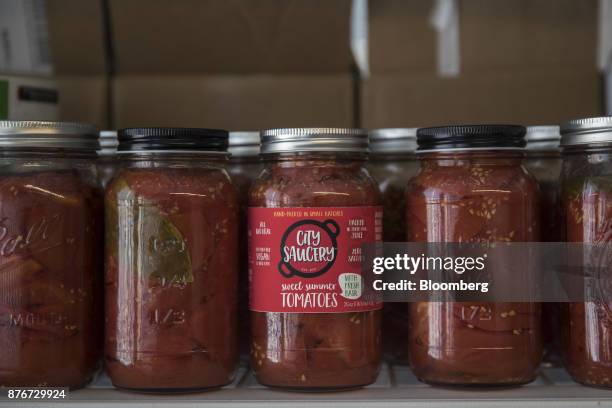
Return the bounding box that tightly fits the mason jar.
[104,127,239,392]
[560,117,612,388]
[97,130,118,189]
[367,128,419,365]
[0,121,103,388]
[524,126,563,242]
[227,131,261,360]
[524,126,563,367]
[249,128,382,390]
[407,125,542,385]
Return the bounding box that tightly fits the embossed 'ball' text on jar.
[0,121,103,388]
[560,117,612,388]
[249,128,383,390]
[406,125,542,386]
[104,128,238,392]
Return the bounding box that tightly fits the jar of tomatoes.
[249,128,382,390]
[407,125,542,385]
[105,128,238,392]
[0,121,103,388]
[228,131,261,204]
[560,117,612,388]
[97,130,118,189]
[227,131,261,359]
[524,126,563,242]
[524,126,563,367]
[367,128,419,365]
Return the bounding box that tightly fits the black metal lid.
[117,127,228,152]
[416,125,526,151]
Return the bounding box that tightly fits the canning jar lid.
[416,125,526,152]
[0,120,99,151]
[525,126,561,151]
[261,128,368,154]
[560,116,612,147]
[369,128,417,154]
[99,130,118,156]
[229,131,260,157]
[117,127,228,153]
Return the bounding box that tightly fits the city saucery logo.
[278,219,340,278]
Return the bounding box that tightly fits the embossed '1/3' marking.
[0,215,63,257]
[460,305,492,322]
[149,308,186,326]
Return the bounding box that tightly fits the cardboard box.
[109,0,353,74]
[368,0,437,74]
[45,0,108,75]
[44,0,109,127]
[113,75,354,129]
[45,0,356,128]
[55,76,108,126]
[0,74,58,120]
[368,0,598,74]
[364,0,601,129]
[361,70,602,128]
[460,0,597,73]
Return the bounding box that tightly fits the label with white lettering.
[249,206,383,313]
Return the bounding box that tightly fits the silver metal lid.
[99,130,118,155]
[261,128,368,154]
[525,126,560,151]
[369,128,417,154]
[561,116,612,147]
[229,131,260,157]
[0,120,99,151]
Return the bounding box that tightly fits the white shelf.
[2,366,612,407]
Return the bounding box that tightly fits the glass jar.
[367,128,419,365]
[0,121,103,388]
[227,131,261,360]
[97,130,118,189]
[407,125,542,386]
[524,126,563,242]
[105,128,238,392]
[524,126,563,367]
[560,117,612,388]
[249,128,382,390]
